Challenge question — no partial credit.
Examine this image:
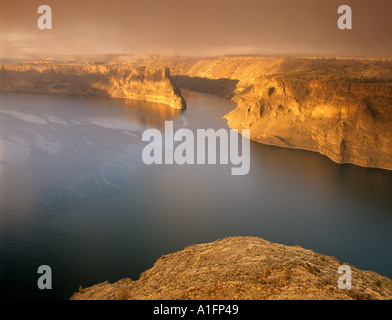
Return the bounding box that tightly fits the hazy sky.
[0,0,391,58]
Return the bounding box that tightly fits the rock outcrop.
[70,237,392,300]
[225,77,392,170]
[0,64,186,109]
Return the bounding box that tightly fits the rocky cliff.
[0,64,186,109]
[125,56,392,170]
[225,77,392,169]
[70,237,392,300]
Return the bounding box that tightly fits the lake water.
[1,89,392,300]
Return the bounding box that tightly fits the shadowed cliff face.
[0,64,186,110]
[171,75,239,99]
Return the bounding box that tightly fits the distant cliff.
[70,237,392,300]
[0,64,186,110]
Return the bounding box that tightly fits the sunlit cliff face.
[1,0,392,59]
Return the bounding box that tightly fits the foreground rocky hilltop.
[70,237,392,300]
[0,63,186,109]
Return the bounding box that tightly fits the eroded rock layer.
[225,77,392,169]
[0,64,186,109]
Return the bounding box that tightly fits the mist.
[1,0,391,59]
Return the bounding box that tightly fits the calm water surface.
[1,89,392,299]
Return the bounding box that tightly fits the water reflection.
[85,96,183,130]
[0,93,182,220]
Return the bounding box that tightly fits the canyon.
[2,55,391,170]
[126,55,392,170]
[2,55,392,300]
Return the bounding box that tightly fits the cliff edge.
[70,237,392,300]
[0,64,186,110]
[224,76,392,170]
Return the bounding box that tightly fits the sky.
[0,0,391,58]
